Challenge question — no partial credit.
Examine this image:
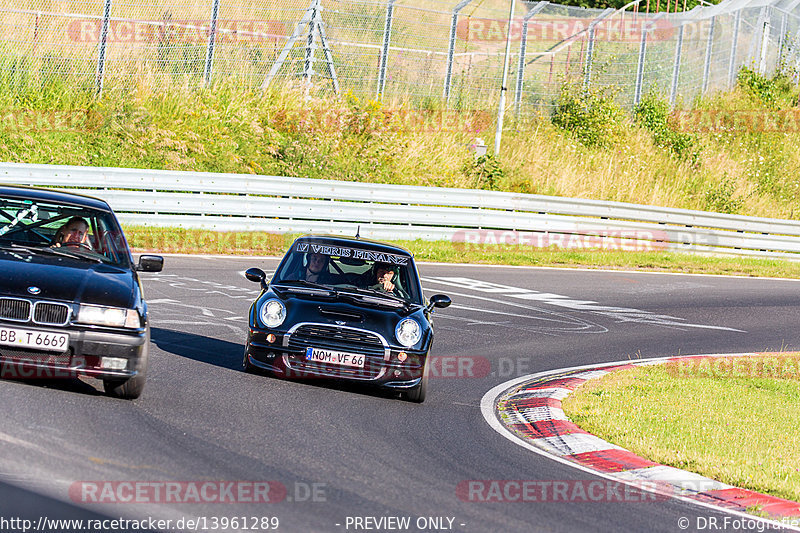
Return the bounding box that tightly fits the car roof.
[295,234,414,258]
[0,184,112,212]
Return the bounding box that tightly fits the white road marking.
[424,276,745,332]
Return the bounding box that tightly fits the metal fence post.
[583,9,614,91]
[670,24,684,107]
[376,0,396,99]
[95,0,113,94]
[634,14,663,106]
[303,0,319,81]
[514,1,549,115]
[748,7,767,66]
[701,15,715,94]
[728,10,740,88]
[444,0,473,101]
[494,0,515,155]
[759,14,771,74]
[203,0,221,85]
[777,12,787,69]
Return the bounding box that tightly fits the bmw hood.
[0,251,136,308]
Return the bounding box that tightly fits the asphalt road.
[2,256,799,533]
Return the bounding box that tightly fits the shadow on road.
[0,479,157,532]
[150,327,408,402]
[150,327,243,371]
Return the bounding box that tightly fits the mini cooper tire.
[403,361,429,403]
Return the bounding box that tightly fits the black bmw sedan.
[243,235,451,402]
[0,185,163,399]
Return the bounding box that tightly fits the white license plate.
[305,347,365,368]
[0,326,69,353]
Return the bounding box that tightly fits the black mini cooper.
[243,235,451,402]
[0,185,163,399]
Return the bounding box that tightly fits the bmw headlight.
[395,318,421,347]
[77,305,140,328]
[259,299,286,328]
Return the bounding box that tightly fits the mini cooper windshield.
[0,196,131,267]
[271,241,423,305]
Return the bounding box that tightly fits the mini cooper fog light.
[397,351,408,362]
[101,357,128,370]
[394,370,401,377]
[266,333,277,343]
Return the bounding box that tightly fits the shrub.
[704,175,743,214]
[550,84,624,148]
[463,154,505,191]
[634,91,700,167]
[736,67,794,109]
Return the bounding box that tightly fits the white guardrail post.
[3,162,800,260]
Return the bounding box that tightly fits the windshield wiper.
[337,286,409,306]
[9,243,103,263]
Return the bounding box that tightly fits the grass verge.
[125,226,800,278]
[562,354,800,504]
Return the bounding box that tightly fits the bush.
[736,67,794,109]
[704,175,743,214]
[550,84,624,148]
[463,154,505,191]
[634,91,700,166]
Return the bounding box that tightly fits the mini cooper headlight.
[77,305,140,328]
[259,299,286,328]
[395,318,421,348]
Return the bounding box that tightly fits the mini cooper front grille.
[33,302,70,326]
[287,358,383,380]
[287,324,386,357]
[0,298,31,322]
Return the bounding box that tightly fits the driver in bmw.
[52,217,92,249]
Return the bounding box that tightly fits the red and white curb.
[481,353,800,530]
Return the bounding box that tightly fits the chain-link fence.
[1,0,799,111]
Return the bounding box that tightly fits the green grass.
[2,66,800,219]
[562,355,800,505]
[125,226,800,279]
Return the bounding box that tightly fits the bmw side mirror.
[427,294,451,312]
[245,268,266,283]
[136,255,164,272]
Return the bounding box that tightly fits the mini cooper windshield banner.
[295,243,409,266]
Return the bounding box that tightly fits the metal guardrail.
[2,162,800,259]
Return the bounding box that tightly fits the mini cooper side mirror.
[428,294,451,311]
[136,255,164,272]
[245,267,267,283]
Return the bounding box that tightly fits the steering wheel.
[60,242,94,251]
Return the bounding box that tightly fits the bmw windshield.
[0,196,132,267]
